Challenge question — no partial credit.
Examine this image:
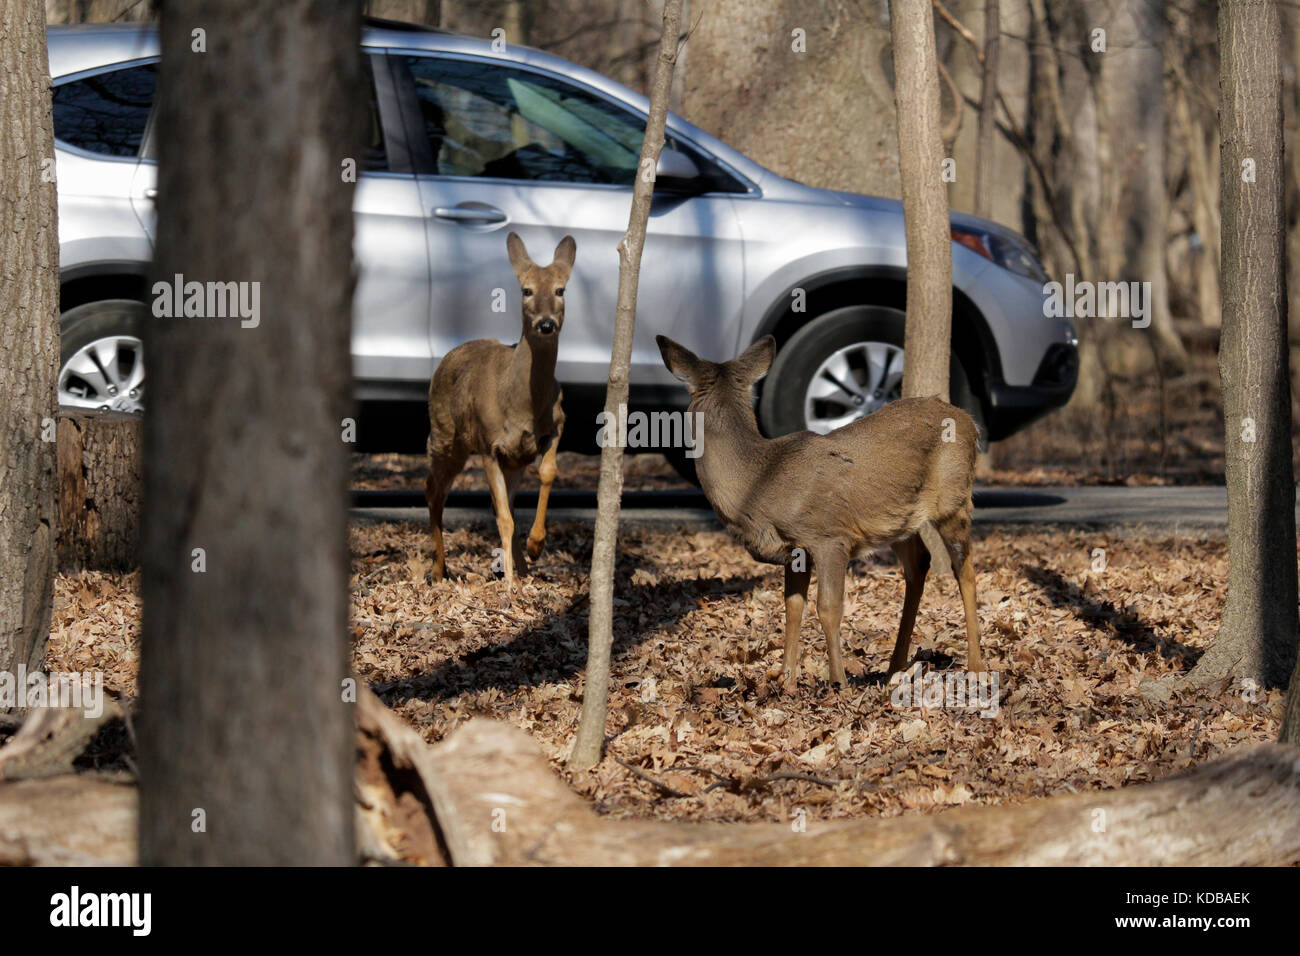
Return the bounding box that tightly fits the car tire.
[661,447,699,486]
[756,304,985,444]
[58,299,148,416]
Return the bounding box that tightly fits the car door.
[131,52,433,393]
[46,59,158,259]
[390,52,746,388]
[348,52,434,390]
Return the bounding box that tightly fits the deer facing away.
[425,232,575,589]
[657,334,986,691]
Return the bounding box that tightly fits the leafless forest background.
[50,0,1300,484]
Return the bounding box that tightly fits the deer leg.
[526,428,561,560]
[484,456,521,590]
[811,548,849,688]
[935,511,985,672]
[887,534,930,677]
[782,562,811,693]
[955,553,985,672]
[504,463,528,575]
[425,444,466,582]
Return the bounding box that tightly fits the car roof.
[46,21,766,188]
[47,20,548,76]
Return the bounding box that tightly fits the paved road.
[352,485,1270,533]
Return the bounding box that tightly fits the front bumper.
[984,341,1079,441]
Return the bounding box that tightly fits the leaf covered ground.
[47,514,1285,829]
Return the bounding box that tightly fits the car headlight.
[950,226,1048,283]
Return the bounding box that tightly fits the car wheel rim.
[59,335,145,415]
[803,341,903,434]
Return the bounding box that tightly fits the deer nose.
[536,318,557,335]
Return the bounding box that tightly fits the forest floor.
[48,517,1285,832]
[38,346,1295,846]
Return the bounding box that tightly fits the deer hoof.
[525,535,545,560]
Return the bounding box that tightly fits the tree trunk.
[569,0,683,771]
[1186,0,1297,690]
[1125,0,1186,369]
[0,0,60,684]
[1283,654,1300,743]
[973,0,999,219]
[362,0,441,26]
[891,0,952,402]
[1172,73,1221,328]
[138,0,363,864]
[56,416,142,572]
[682,0,900,199]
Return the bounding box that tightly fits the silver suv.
[50,20,1077,460]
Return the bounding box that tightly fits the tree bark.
[1186,0,1297,691]
[0,0,60,685]
[1125,0,1186,368]
[1172,71,1221,328]
[45,0,154,23]
[973,0,999,219]
[569,0,683,771]
[891,0,952,402]
[1284,655,1300,743]
[362,0,441,26]
[682,0,900,199]
[56,416,142,572]
[138,0,363,864]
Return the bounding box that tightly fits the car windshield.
[505,76,640,174]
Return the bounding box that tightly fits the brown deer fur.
[657,334,985,691]
[425,233,574,588]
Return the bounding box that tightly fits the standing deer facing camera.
[657,334,986,692]
[425,232,574,589]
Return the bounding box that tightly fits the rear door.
[390,52,747,388]
[127,52,434,393]
[49,59,158,261]
[349,52,433,389]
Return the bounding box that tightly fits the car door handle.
[144,188,157,201]
[433,206,506,224]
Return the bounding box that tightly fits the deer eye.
[522,288,534,297]
[555,287,565,297]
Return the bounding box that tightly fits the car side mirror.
[655,148,704,193]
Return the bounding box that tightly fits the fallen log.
[419,719,1300,866]
[2,692,1298,866]
[355,688,448,865]
[0,700,123,781]
[0,776,136,866]
[0,704,134,865]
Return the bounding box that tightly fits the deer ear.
[506,232,533,278]
[735,335,776,383]
[552,235,577,277]
[657,335,703,391]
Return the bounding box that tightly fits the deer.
[656,334,986,693]
[425,232,575,590]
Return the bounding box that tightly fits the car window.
[362,57,388,172]
[52,58,389,171]
[400,55,738,189]
[52,63,157,158]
